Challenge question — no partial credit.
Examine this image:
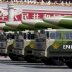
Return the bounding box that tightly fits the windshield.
[15,32,23,41]
[0,33,7,41]
[7,33,14,39]
[35,30,46,42]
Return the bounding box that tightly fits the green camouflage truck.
[0,22,41,62]
[12,30,41,62]
[0,31,14,57]
[32,28,72,68]
[0,31,25,61]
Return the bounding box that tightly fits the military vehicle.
[32,28,72,68]
[0,23,26,61]
[0,31,24,61]
[12,30,41,62]
[0,31,14,57]
[0,22,42,62]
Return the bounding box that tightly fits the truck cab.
[12,30,35,61]
[12,31,24,56]
[0,31,14,57]
[12,30,42,62]
[32,29,47,60]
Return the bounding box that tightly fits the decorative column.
[8,0,14,22]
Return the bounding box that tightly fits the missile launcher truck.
[12,30,42,63]
[0,31,26,61]
[0,23,41,62]
[0,31,14,57]
[32,28,72,68]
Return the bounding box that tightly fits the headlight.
[45,45,47,47]
[23,45,24,47]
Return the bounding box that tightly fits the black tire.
[52,60,64,66]
[9,54,25,61]
[17,57,25,61]
[34,59,42,63]
[42,58,53,65]
[9,55,18,61]
[65,61,72,68]
[25,56,42,63]
[42,58,64,66]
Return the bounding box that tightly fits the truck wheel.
[65,61,72,68]
[25,56,42,63]
[42,58,64,65]
[52,60,64,66]
[34,59,42,63]
[17,57,25,61]
[42,58,53,65]
[9,55,18,61]
[9,55,25,61]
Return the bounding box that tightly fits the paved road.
[0,57,72,72]
[0,4,72,11]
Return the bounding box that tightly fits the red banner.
[0,8,72,22]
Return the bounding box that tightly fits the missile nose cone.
[0,23,6,30]
[21,19,41,27]
[5,21,21,28]
[43,16,64,25]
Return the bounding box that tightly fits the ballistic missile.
[0,23,19,31]
[21,19,65,29]
[5,21,38,30]
[43,16,72,29]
